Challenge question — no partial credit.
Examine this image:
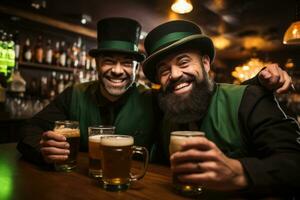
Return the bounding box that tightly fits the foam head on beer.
[170,131,205,155]
[54,128,80,137]
[101,135,134,147]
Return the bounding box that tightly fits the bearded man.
[143,20,300,198]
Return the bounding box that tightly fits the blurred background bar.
[0,0,300,143]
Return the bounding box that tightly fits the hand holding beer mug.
[169,131,205,196]
[53,121,80,171]
[88,125,115,178]
[100,135,149,191]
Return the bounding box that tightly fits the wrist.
[229,159,249,190]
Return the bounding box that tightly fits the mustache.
[101,71,128,80]
[164,75,195,93]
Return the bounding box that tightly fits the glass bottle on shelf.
[57,73,64,94]
[35,35,44,63]
[71,42,79,68]
[0,32,8,67]
[13,31,20,63]
[6,33,16,78]
[65,73,74,89]
[40,75,48,99]
[52,41,60,66]
[23,38,32,62]
[63,73,69,88]
[59,41,67,67]
[66,44,72,67]
[48,71,57,100]
[45,39,53,65]
[79,44,87,68]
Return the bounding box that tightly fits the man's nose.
[170,65,183,81]
[111,62,124,75]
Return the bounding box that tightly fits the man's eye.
[159,68,170,76]
[178,59,189,66]
[122,61,133,67]
[103,59,114,64]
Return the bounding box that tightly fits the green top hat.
[142,20,215,83]
[89,17,145,61]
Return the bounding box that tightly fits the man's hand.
[170,137,249,191]
[40,131,70,164]
[258,64,292,94]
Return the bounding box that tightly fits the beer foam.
[54,128,80,137]
[169,131,204,154]
[101,136,133,147]
[89,135,102,142]
[171,131,205,137]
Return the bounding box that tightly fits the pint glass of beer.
[100,135,149,191]
[88,125,115,178]
[169,131,205,195]
[53,120,80,172]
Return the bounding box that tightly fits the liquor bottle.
[48,71,57,100]
[13,31,20,63]
[71,42,79,68]
[35,35,44,63]
[0,31,8,69]
[79,44,86,68]
[6,33,16,77]
[57,73,64,94]
[66,45,72,67]
[23,38,32,62]
[45,39,53,65]
[91,57,96,71]
[52,41,60,66]
[40,76,48,99]
[59,41,66,67]
[63,73,69,88]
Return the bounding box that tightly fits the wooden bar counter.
[0,143,192,200]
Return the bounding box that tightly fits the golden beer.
[88,126,115,178]
[89,135,102,177]
[169,131,205,196]
[100,135,148,191]
[53,121,80,172]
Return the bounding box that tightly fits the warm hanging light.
[171,0,193,14]
[283,2,300,45]
[211,36,231,50]
[283,22,300,44]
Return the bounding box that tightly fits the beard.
[158,71,214,123]
[98,71,136,97]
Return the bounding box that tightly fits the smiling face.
[157,49,210,95]
[156,49,214,123]
[96,53,138,101]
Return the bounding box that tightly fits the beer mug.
[100,135,149,191]
[53,120,80,172]
[88,125,115,178]
[169,131,205,196]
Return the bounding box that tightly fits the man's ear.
[202,55,211,73]
[134,61,140,73]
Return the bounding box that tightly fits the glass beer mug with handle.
[53,120,80,172]
[100,135,149,191]
[169,131,205,196]
[88,125,115,178]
